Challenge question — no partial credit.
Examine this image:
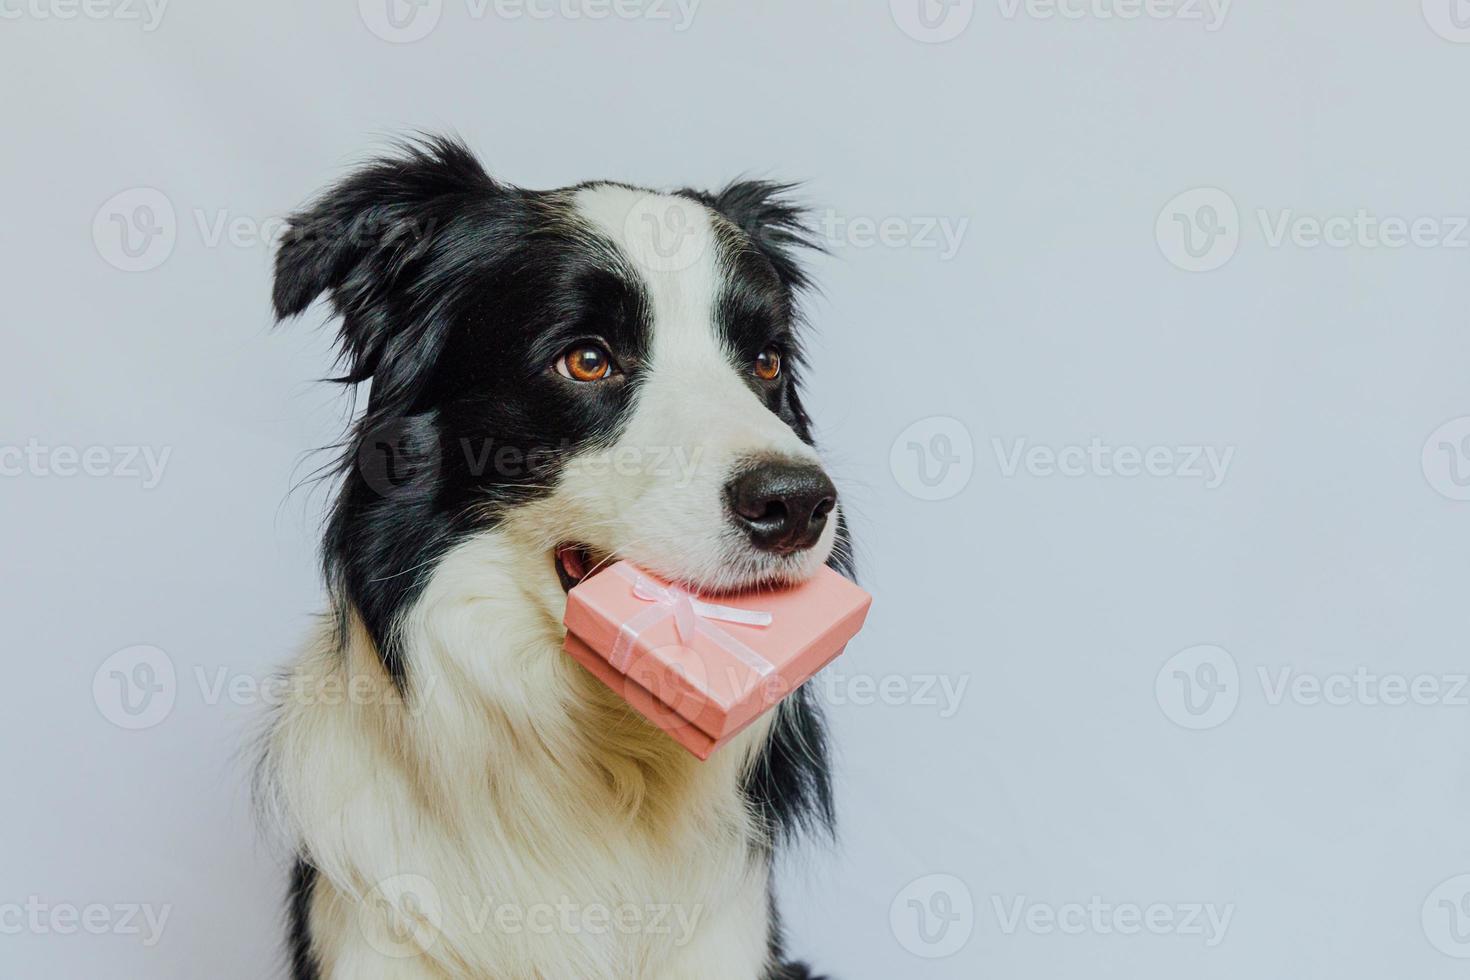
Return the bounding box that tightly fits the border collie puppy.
[260,137,851,980]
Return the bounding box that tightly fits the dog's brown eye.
[754,347,781,381]
[557,344,613,382]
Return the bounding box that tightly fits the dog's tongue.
[556,545,589,582]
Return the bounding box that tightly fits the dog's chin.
[553,542,828,597]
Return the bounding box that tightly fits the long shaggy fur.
[259,137,847,979]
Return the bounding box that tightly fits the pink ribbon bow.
[608,564,775,678]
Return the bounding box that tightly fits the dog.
[258,136,853,979]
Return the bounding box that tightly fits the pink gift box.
[562,561,872,760]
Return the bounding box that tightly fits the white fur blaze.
[539,184,836,592]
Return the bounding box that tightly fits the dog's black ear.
[686,180,821,293]
[272,136,497,385]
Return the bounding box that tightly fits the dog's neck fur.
[264,527,783,979]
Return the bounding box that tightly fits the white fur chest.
[265,533,781,979]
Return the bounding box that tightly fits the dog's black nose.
[726,460,837,555]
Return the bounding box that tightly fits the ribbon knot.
[608,565,775,678]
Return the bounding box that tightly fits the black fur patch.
[286,859,319,980]
[274,138,653,686]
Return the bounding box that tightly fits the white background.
[4,1,1470,976]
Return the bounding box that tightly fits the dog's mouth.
[554,543,614,593]
[555,539,820,597]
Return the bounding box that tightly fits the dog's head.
[274,138,846,682]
